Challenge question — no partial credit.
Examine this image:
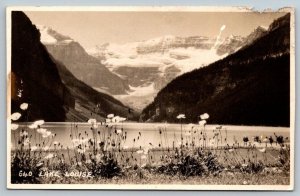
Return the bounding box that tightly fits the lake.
[11,122,290,150]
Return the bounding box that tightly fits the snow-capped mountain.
[37,25,74,44]
[90,35,227,74]
[36,25,267,112]
[140,14,290,125]
[87,28,266,111]
[36,26,130,95]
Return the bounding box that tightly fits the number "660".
[18,170,32,177]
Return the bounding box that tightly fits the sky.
[24,11,286,49]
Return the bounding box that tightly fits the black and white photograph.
[7,6,295,190]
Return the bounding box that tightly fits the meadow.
[10,104,290,185]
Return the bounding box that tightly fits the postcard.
[7,6,295,190]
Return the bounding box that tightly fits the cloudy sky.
[25,11,286,49]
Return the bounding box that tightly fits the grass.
[10,108,291,185]
[35,170,290,185]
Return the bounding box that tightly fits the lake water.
[11,122,290,150]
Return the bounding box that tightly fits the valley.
[36,24,267,111]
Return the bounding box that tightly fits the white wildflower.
[199,120,207,126]
[11,123,19,130]
[176,114,185,119]
[119,117,126,122]
[200,113,209,120]
[116,129,122,134]
[92,123,98,129]
[107,114,114,119]
[28,123,38,129]
[11,112,21,121]
[34,120,45,126]
[37,128,47,134]
[42,131,52,138]
[112,116,121,123]
[87,118,97,124]
[20,103,29,110]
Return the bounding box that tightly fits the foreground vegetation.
[10,104,290,185]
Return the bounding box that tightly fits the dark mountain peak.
[46,27,73,42]
[238,25,268,50]
[11,11,74,121]
[255,25,267,32]
[12,12,41,41]
[216,35,245,56]
[249,26,267,38]
[269,13,290,31]
[227,14,290,62]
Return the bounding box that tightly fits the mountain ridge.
[11,11,137,122]
[86,26,269,111]
[140,13,290,126]
[38,26,130,95]
[52,58,138,121]
[11,12,74,121]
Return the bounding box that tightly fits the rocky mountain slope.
[35,24,267,112]
[11,11,74,121]
[11,11,136,122]
[53,58,138,121]
[38,26,129,95]
[140,13,290,126]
